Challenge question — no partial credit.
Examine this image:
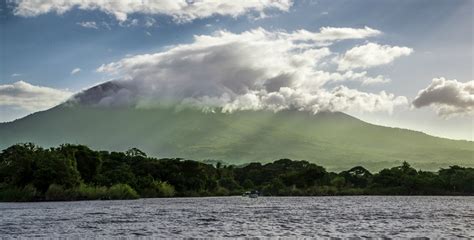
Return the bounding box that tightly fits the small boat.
[248,190,259,198]
[242,190,259,198]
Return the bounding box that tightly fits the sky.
[0,0,472,140]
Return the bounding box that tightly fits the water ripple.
[0,196,473,238]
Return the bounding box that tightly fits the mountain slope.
[1,104,472,171]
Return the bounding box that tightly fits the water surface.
[1,196,473,238]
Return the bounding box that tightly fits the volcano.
[1,81,472,171]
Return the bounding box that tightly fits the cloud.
[178,86,407,114]
[120,18,139,27]
[77,21,98,29]
[413,78,474,117]
[361,75,391,85]
[71,68,81,75]
[291,26,381,43]
[86,27,408,114]
[337,43,413,71]
[0,81,73,112]
[11,73,21,77]
[12,0,293,22]
[144,17,156,27]
[318,71,391,85]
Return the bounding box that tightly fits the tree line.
[0,143,472,201]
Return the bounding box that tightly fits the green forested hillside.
[0,105,472,171]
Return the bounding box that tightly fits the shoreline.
[2,193,474,203]
[1,143,473,202]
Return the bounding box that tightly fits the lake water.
[1,196,473,238]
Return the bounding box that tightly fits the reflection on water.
[1,196,473,238]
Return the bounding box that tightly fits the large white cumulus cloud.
[0,81,72,111]
[413,78,474,117]
[11,0,293,22]
[89,27,408,114]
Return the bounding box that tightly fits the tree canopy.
[0,143,472,201]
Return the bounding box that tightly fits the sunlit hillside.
[1,105,472,171]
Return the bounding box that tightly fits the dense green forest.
[0,143,473,201]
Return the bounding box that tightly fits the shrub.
[287,186,304,196]
[214,186,230,196]
[107,184,139,200]
[154,181,175,197]
[141,181,176,198]
[303,186,338,196]
[76,184,108,200]
[45,184,79,201]
[242,179,255,190]
[339,188,366,195]
[331,176,346,189]
[0,184,38,202]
